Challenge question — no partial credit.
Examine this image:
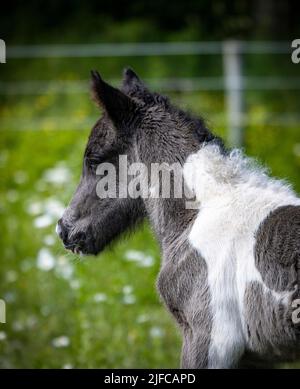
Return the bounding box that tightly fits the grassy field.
[0,41,300,368]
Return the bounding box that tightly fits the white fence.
[6,41,291,58]
[2,41,299,147]
[0,299,6,324]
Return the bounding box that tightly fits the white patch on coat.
[184,144,300,368]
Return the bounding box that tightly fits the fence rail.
[1,77,300,95]
[7,41,292,58]
[2,113,300,132]
[2,41,299,146]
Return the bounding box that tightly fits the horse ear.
[90,70,137,126]
[122,67,148,96]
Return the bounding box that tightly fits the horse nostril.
[77,232,86,242]
[56,218,86,250]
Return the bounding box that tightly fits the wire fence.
[6,41,292,58]
[2,76,300,95]
[1,41,299,146]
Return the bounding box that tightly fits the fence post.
[0,299,5,323]
[223,41,245,148]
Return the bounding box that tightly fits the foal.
[57,68,300,368]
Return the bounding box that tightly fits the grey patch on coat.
[255,205,300,295]
[157,226,212,368]
[244,205,300,365]
[243,281,300,364]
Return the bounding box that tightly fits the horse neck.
[144,196,197,250]
[132,118,218,251]
[133,145,198,250]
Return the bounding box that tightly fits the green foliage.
[2,1,300,42]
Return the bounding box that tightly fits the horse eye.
[86,155,103,167]
[90,158,101,165]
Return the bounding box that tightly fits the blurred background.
[0,0,300,368]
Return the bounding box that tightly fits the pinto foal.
[58,69,300,368]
